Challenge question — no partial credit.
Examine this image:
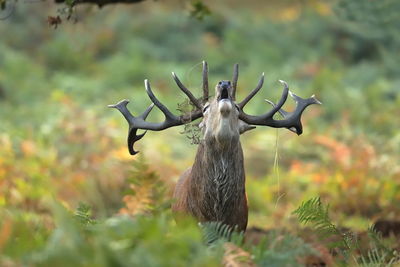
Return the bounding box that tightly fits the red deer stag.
[109,62,320,231]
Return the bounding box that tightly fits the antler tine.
[108,99,135,124]
[144,79,177,121]
[239,80,320,135]
[144,79,204,126]
[171,72,203,110]
[238,72,265,109]
[264,80,290,118]
[125,103,155,155]
[108,99,155,155]
[202,61,209,103]
[272,91,321,134]
[232,63,239,101]
[141,103,155,120]
[240,80,288,120]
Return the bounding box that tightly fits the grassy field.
[0,0,399,265]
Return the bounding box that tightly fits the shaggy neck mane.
[189,138,245,224]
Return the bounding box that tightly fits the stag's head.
[200,80,255,147]
[109,61,321,155]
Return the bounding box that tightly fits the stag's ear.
[239,120,256,134]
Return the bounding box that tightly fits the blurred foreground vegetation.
[0,0,399,266]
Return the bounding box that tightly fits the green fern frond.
[358,248,399,267]
[293,197,351,253]
[293,198,339,237]
[357,227,400,266]
[361,248,385,266]
[367,226,392,254]
[74,202,96,226]
[199,221,244,245]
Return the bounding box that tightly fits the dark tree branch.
[54,0,146,8]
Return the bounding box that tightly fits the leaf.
[293,197,352,256]
[74,202,96,226]
[189,0,211,20]
[199,221,244,246]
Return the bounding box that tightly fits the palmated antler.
[238,79,321,135]
[109,62,209,155]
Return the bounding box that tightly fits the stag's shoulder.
[174,168,192,195]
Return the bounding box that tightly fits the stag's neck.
[190,138,245,222]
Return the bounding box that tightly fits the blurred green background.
[0,0,399,265]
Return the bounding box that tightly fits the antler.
[239,80,321,135]
[202,61,209,103]
[109,65,208,154]
[109,62,320,155]
[232,63,239,101]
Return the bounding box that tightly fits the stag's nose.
[218,80,231,90]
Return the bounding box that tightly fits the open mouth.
[218,88,229,101]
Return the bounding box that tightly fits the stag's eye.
[203,105,210,113]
